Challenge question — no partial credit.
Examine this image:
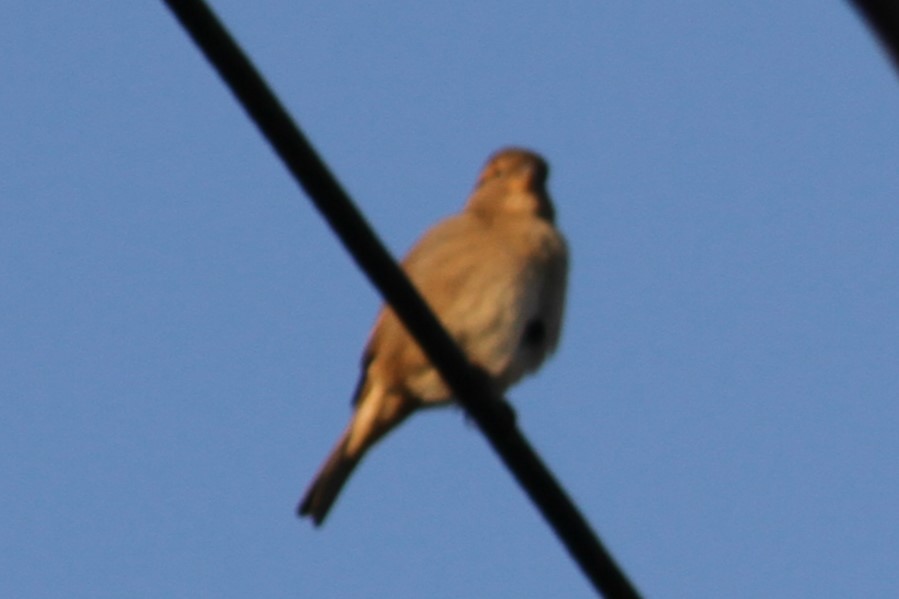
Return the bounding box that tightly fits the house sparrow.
[299,147,568,525]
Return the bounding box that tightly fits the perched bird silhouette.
[298,148,568,525]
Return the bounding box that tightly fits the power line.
[161,1,642,597]
[849,0,899,74]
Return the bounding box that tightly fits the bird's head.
[466,148,555,222]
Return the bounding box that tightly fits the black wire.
[849,0,899,74]
[161,1,642,597]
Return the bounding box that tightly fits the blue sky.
[3,2,899,597]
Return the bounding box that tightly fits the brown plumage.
[298,148,569,525]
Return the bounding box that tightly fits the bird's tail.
[298,429,359,526]
[299,384,416,525]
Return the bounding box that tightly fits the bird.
[298,147,568,526]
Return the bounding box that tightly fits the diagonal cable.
[849,0,899,74]
[161,1,642,597]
